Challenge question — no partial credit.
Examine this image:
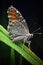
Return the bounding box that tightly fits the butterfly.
[7,5,33,48]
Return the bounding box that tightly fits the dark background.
[0,0,43,65]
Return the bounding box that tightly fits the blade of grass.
[0,25,10,38]
[19,55,22,65]
[19,43,24,65]
[0,25,43,65]
[0,25,15,65]
[0,31,37,65]
[0,31,39,65]
[17,42,43,64]
[10,48,15,65]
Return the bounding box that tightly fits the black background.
[0,0,43,65]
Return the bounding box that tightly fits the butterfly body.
[7,5,33,47]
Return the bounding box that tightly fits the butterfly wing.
[7,5,30,39]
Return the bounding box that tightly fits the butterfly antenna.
[32,27,42,35]
[33,33,42,35]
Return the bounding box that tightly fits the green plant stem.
[10,48,15,65]
[0,25,43,65]
[19,55,22,65]
[19,43,24,65]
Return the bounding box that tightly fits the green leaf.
[10,48,15,65]
[0,25,43,65]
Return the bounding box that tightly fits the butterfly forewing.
[7,5,29,37]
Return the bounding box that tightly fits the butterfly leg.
[26,40,31,48]
[12,36,25,42]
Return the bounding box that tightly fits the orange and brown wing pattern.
[7,5,29,33]
[7,5,23,22]
[7,6,17,21]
